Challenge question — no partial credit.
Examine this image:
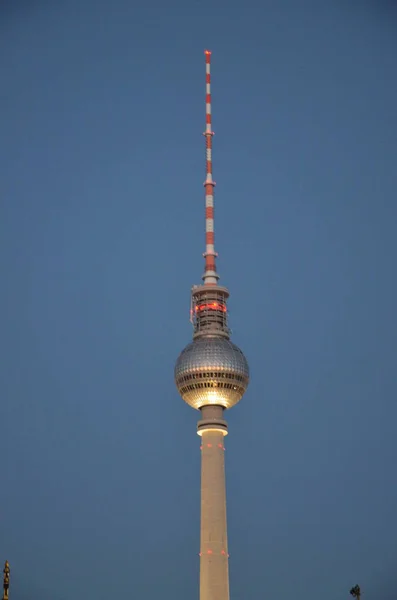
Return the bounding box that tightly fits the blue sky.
[1,1,397,599]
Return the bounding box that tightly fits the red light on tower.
[195,303,227,313]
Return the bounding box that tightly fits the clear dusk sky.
[1,1,397,600]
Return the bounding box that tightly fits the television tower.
[175,51,250,600]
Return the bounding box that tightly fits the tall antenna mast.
[203,50,218,285]
[188,51,230,338]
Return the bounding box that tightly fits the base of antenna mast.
[191,284,230,338]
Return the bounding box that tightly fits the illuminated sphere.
[175,337,249,410]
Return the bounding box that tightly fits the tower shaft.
[198,406,229,600]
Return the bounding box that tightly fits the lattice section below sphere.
[175,337,249,410]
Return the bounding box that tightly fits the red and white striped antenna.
[189,51,230,336]
[203,50,219,286]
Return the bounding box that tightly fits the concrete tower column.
[198,405,230,600]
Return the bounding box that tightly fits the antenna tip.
[204,49,212,55]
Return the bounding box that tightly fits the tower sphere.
[175,337,249,410]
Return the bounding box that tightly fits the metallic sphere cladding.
[175,337,249,410]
